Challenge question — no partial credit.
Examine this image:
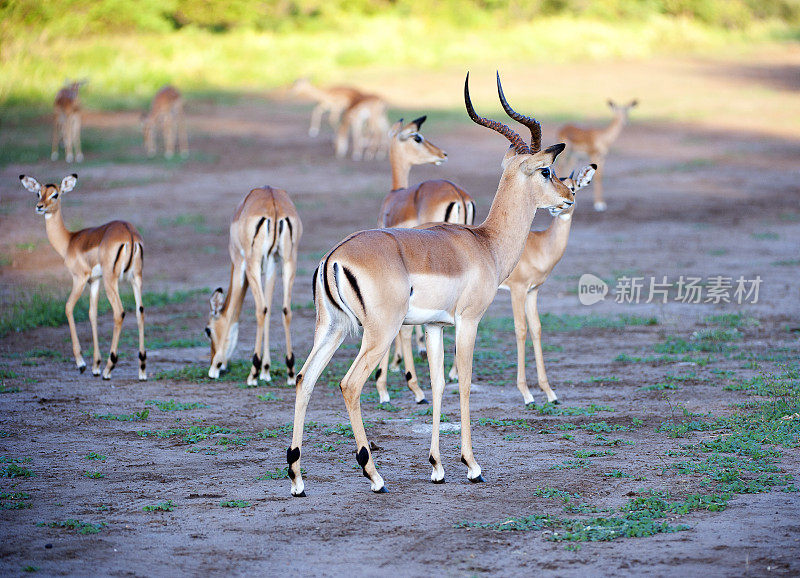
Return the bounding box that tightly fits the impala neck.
[221,263,248,328]
[389,143,412,190]
[44,205,73,259]
[599,112,627,147]
[477,173,541,282]
[541,210,574,265]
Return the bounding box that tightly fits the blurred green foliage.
[2,0,798,36]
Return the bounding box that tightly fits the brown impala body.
[142,85,188,159]
[51,80,86,163]
[373,116,476,404]
[557,99,636,211]
[335,93,390,161]
[287,73,574,496]
[448,163,596,405]
[291,78,364,137]
[19,174,146,380]
[206,187,302,387]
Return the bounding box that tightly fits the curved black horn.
[464,73,530,155]
[496,71,541,152]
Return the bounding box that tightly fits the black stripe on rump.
[341,266,365,312]
[444,202,456,223]
[311,266,318,304]
[253,217,266,247]
[285,218,293,240]
[112,245,124,273]
[323,259,343,312]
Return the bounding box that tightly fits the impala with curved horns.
[286,73,573,496]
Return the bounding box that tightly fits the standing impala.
[286,73,574,496]
[334,93,390,161]
[557,99,636,211]
[205,187,302,387]
[51,80,86,163]
[448,163,596,405]
[291,78,364,137]
[142,85,188,159]
[19,174,146,380]
[373,115,476,404]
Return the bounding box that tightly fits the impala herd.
[21,73,637,496]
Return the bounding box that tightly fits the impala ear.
[410,115,426,130]
[389,119,404,138]
[572,164,597,191]
[19,175,42,194]
[607,99,615,109]
[629,99,638,108]
[60,173,77,193]
[210,287,225,317]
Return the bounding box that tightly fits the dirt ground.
[1,54,799,576]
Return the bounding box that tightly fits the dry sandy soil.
[1,54,799,576]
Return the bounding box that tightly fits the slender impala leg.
[328,107,343,132]
[398,325,426,403]
[525,287,558,403]
[389,334,403,371]
[280,249,297,386]
[72,115,83,163]
[425,324,446,483]
[102,274,125,380]
[64,116,74,163]
[592,155,607,212]
[454,317,483,482]
[375,349,392,403]
[163,115,176,159]
[309,104,325,137]
[339,327,396,493]
[65,273,89,372]
[51,115,61,160]
[334,119,349,159]
[131,268,147,381]
[288,316,345,497]
[245,259,270,386]
[261,258,279,382]
[510,285,536,405]
[415,325,427,359]
[177,108,189,158]
[88,278,102,376]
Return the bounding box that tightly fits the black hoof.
[431,478,445,485]
[79,365,86,374]
[373,486,388,494]
[552,399,560,405]
[416,398,429,405]
[292,491,306,498]
[525,401,537,409]
[468,474,485,484]
[102,375,111,381]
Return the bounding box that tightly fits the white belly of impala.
[404,305,454,325]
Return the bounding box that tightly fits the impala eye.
[413,134,422,143]
[541,167,551,179]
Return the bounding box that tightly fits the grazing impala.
[448,163,596,405]
[291,78,364,137]
[334,93,390,161]
[51,80,86,163]
[286,73,574,496]
[205,187,302,387]
[19,174,146,380]
[374,115,476,404]
[557,99,636,211]
[142,85,188,159]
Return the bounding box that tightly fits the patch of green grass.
[157,213,216,234]
[145,399,208,411]
[0,288,206,337]
[85,452,106,461]
[38,519,107,534]
[484,314,657,334]
[1,463,35,478]
[585,376,621,383]
[703,313,759,328]
[143,500,175,512]
[528,403,615,416]
[257,392,277,402]
[604,470,632,478]
[138,425,238,444]
[155,360,287,383]
[85,471,105,479]
[93,409,149,421]
[22,566,39,572]
[220,500,250,508]
[574,449,615,458]
[145,337,207,349]
[642,381,678,391]
[256,467,304,480]
[751,232,779,240]
[0,490,33,510]
[772,259,800,266]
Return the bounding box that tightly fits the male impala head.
[21,173,77,215]
[389,116,447,167]
[466,72,573,213]
[205,287,238,378]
